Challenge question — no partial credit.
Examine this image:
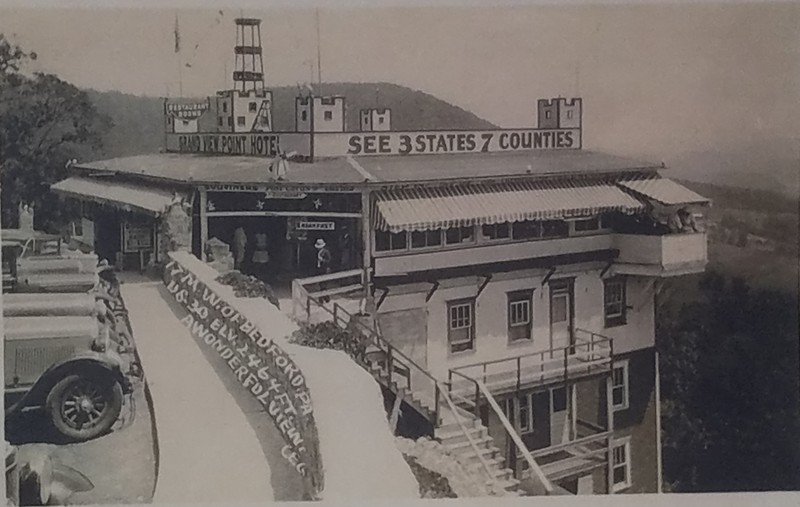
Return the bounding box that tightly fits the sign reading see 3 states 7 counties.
[315,128,582,157]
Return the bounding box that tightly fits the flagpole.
[174,13,183,97]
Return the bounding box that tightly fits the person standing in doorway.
[233,225,247,270]
[315,238,332,303]
[251,231,270,280]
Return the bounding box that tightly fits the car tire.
[46,374,123,442]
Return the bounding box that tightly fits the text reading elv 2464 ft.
[163,258,323,495]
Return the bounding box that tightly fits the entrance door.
[549,280,574,352]
[549,386,569,445]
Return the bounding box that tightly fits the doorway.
[549,279,575,353]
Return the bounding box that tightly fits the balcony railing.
[447,329,614,403]
[614,231,707,276]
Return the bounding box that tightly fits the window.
[237,116,246,126]
[378,117,385,124]
[301,110,308,122]
[248,102,257,112]
[604,277,627,327]
[324,110,333,121]
[612,439,632,492]
[445,226,475,245]
[545,111,552,119]
[375,230,407,252]
[411,229,442,249]
[448,299,475,353]
[505,394,533,433]
[222,102,228,112]
[512,220,541,240]
[226,117,232,126]
[551,386,567,412]
[612,360,630,411]
[541,219,569,238]
[573,217,600,233]
[508,290,533,342]
[566,110,574,119]
[482,222,510,240]
[218,117,224,127]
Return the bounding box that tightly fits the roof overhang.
[51,176,188,216]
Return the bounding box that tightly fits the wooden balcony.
[613,231,707,277]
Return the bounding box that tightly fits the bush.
[403,455,457,499]
[215,271,280,308]
[289,321,369,362]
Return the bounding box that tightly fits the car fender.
[6,352,130,416]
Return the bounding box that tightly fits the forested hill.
[85,82,497,159]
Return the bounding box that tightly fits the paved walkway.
[122,282,274,504]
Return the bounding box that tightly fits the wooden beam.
[388,388,405,435]
[425,281,439,302]
[541,266,557,286]
[361,187,373,312]
[198,187,208,261]
[606,374,615,495]
[375,287,389,311]
[476,274,492,298]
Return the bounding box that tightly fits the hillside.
[85,83,496,159]
[665,138,800,198]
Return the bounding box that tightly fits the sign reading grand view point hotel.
[165,127,582,159]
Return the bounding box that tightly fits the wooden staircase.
[291,274,529,495]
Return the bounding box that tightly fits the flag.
[173,15,181,53]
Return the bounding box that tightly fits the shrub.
[289,321,369,363]
[403,455,457,499]
[215,271,280,308]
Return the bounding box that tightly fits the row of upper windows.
[220,102,261,113]
[299,110,335,122]
[543,109,575,120]
[375,216,604,253]
[446,277,627,354]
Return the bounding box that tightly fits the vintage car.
[4,293,133,442]
[2,229,98,294]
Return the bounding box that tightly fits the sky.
[0,3,798,160]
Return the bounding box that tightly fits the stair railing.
[477,379,555,495]
[447,370,554,495]
[292,278,444,426]
[436,382,500,492]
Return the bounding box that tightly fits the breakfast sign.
[163,255,323,497]
[165,127,581,158]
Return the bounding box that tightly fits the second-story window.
[448,299,475,353]
[324,111,333,121]
[375,230,407,252]
[445,225,475,245]
[541,219,569,238]
[482,222,510,240]
[249,102,257,112]
[237,116,246,126]
[512,220,541,240]
[612,439,632,492]
[573,217,600,233]
[508,290,533,342]
[604,277,627,327]
[411,229,442,249]
[612,360,630,410]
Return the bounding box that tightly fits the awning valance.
[618,178,709,206]
[374,180,646,232]
[51,177,186,216]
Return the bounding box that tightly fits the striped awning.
[618,177,709,206]
[374,180,646,232]
[51,177,187,216]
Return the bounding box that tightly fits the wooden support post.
[360,187,373,311]
[198,187,208,261]
[655,350,663,494]
[388,388,405,434]
[606,374,616,495]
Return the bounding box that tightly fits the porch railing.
[448,329,613,400]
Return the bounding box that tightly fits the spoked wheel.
[46,374,123,442]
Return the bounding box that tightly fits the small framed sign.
[122,222,153,252]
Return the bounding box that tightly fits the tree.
[0,34,111,231]
[658,270,800,492]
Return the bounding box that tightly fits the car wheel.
[46,374,123,442]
